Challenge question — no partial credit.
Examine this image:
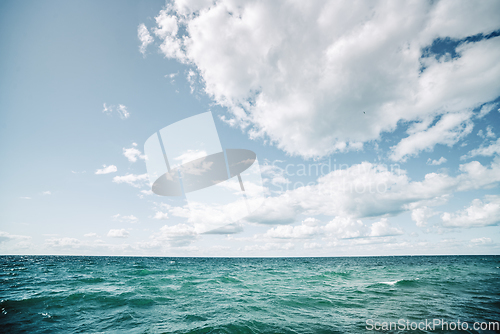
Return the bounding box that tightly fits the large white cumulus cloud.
[148,0,500,159]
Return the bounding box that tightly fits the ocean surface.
[0,256,499,333]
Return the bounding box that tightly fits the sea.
[0,255,499,333]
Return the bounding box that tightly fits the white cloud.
[45,237,83,248]
[102,103,130,120]
[243,242,294,252]
[112,214,139,223]
[462,138,500,160]
[150,0,500,159]
[244,195,299,225]
[107,229,130,238]
[263,216,402,240]
[159,158,500,237]
[139,190,154,199]
[173,149,207,165]
[138,23,154,56]
[0,231,31,244]
[123,144,146,163]
[477,103,496,118]
[369,218,404,237]
[246,158,500,224]
[95,165,118,175]
[186,69,196,94]
[411,206,436,227]
[260,160,290,188]
[112,173,149,188]
[117,104,130,119]
[324,217,402,239]
[427,157,447,166]
[441,195,500,228]
[203,223,243,235]
[153,9,185,60]
[102,103,112,115]
[152,224,198,247]
[486,126,496,139]
[19,197,31,200]
[264,222,321,239]
[84,233,98,238]
[153,211,169,220]
[324,217,368,239]
[471,237,492,244]
[390,112,473,162]
[477,126,495,139]
[303,242,322,249]
[42,191,52,195]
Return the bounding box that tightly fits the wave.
[378,278,419,286]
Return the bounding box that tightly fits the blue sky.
[1,0,499,256]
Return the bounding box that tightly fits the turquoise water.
[1,256,499,333]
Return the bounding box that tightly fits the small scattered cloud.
[112,173,149,188]
[41,191,52,195]
[264,219,321,239]
[477,103,497,119]
[174,149,207,165]
[243,242,295,252]
[153,212,169,220]
[390,112,473,162]
[477,126,496,139]
[165,72,178,84]
[0,231,31,244]
[471,237,492,244]
[19,197,31,200]
[84,233,99,238]
[138,23,154,56]
[123,144,146,163]
[153,9,184,60]
[152,224,198,247]
[102,103,130,120]
[95,165,118,175]
[187,69,196,94]
[203,223,243,235]
[411,206,436,227]
[427,157,447,166]
[486,126,496,138]
[112,214,139,223]
[325,217,403,239]
[303,242,322,249]
[260,160,290,189]
[442,195,500,228]
[461,138,500,160]
[369,219,404,237]
[117,105,130,119]
[107,229,130,238]
[102,103,112,115]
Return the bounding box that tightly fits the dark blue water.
[1,256,499,333]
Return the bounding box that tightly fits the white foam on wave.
[380,280,401,286]
[379,278,419,285]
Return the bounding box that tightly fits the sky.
[1,0,500,257]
